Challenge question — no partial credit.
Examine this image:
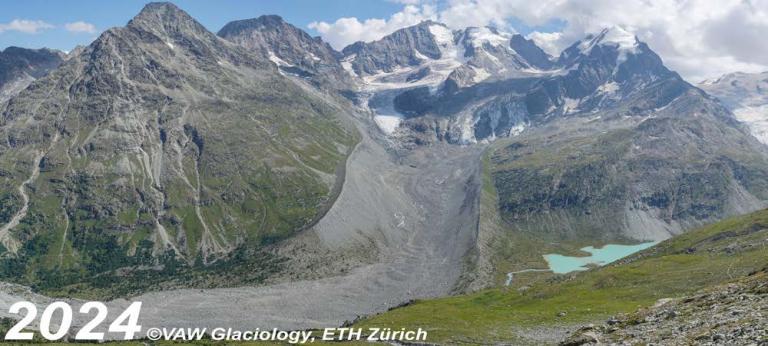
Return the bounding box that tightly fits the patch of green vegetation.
[356,208,768,344]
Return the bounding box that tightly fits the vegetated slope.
[0,2,357,298]
[356,208,768,344]
[0,47,64,104]
[489,101,768,244]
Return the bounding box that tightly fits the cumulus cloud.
[310,0,768,82]
[309,3,436,50]
[0,19,54,34]
[64,21,97,34]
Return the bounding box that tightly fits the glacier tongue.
[699,71,768,145]
[734,105,768,144]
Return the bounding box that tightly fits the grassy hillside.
[356,208,768,344]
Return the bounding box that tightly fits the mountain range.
[0,2,766,343]
[0,47,64,104]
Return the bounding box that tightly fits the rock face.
[562,270,768,345]
[341,21,444,77]
[0,2,356,296]
[370,26,768,247]
[0,47,64,104]
[218,15,353,89]
[483,29,768,242]
[509,34,552,70]
[341,21,557,92]
[699,71,768,144]
[337,24,768,244]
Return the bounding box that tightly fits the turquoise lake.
[544,242,658,274]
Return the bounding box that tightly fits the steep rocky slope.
[218,15,354,90]
[482,32,768,245]
[360,25,768,246]
[0,2,357,297]
[563,270,768,345]
[0,47,64,104]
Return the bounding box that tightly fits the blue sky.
[0,0,406,51]
[0,0,564,52]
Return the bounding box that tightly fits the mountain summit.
[218,15,352,89]
[0,1,356,296]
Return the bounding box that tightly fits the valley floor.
[0,106,487,333]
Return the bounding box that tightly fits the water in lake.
[543,242,658,274]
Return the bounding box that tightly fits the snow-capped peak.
[462,27,513,49]
[428,24,455,48]
[579,27,639,53]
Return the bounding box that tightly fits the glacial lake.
[543,242,658,274]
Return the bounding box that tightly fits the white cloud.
[309,3,436,50]
[0,19,54,34]
[311,0,768,82]
[64,21,97,34]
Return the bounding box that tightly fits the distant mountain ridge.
[197,16,768,246]
[0,47,64,104]
[218,15,353,89]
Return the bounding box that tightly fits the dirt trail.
[1,104,485,333]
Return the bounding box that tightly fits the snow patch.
[267,51,293,67]
[429,24,454,49]
[509,122,527,136]
[374,115,404,135]
[340,54,358,78]
[465,27,512,48]
[579,27,639,64]
[563,97,580,114]
[734,105,768,144]
[472,67,491,83]
[598,81,620,94]
[601,27,638,52]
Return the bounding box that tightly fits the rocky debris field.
[562,270,768,345]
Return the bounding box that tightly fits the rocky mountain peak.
[0,1,357,288]
[340,20,444,76]
[217,15,287,37]
[127,1,213,40]
[591,27,639,51]
[554,26,674,94]
[218,14,351,89]
[509,34,553,69]
[558,26,640,66]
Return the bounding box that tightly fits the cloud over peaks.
[0,19,54,34]
[64,21,97,34]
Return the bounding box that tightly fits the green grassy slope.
[356,208,768,344]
